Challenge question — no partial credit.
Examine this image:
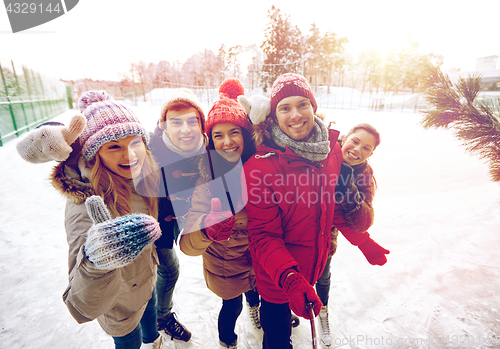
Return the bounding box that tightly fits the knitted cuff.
[85,196,112,224]
[279,268,298,288]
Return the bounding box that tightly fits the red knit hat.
[206,79,251,135]
[270,73,317,117]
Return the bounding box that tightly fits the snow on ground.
[1,106,500,349]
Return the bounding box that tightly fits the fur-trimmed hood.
[51,158,95,204]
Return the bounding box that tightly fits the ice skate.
[248,304,261,329]
[219,339,238,348]
[158,312,192,342]
[319,305,331,347]
[142,335,165,349]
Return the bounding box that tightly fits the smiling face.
[163,107,203,151]
[211,123,244,163]
[341,129,376,166]
[275,96,315,142]
[97,135,147,179]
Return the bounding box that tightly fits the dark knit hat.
[78,91,150,160]
[159,88,206,132]
[270,73,317,117]
[206,79,251,135]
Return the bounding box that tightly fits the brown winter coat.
[52,158,158,337]
[179,156,255,300]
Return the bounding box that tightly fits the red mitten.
[202,198,235,242]
[281,272,322,320]
[358,237,390,265]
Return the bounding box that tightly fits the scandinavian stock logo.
[4,0,79,33]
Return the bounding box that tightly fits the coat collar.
[254,128,340,169]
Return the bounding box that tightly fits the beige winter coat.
[179,158,255,300]
[52,158,159,337]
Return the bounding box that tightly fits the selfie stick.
[307,302,319,349]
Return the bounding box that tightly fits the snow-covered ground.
[1,106,500,349]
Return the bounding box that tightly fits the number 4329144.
[6,3,62,14]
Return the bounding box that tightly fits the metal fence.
[0,59,71,146]
[132,86,430,115]
[313,87,429,113]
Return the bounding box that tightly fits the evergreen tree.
[260,5,304,91]
[304,23,322,91]
[321,31,348,93]
[420,62,500,182]
[359,48,383,93]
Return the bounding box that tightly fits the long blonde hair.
[89,148,159,217]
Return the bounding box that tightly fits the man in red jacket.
[244,73,368,349]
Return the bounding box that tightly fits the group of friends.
[17,73,390,349]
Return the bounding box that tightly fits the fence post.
[0,61,19,142]
[35,72,50,120]
[11,60,30,133]
[66,85,73,109]
[23,67,38,123]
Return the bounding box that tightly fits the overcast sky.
[1,0,499,81]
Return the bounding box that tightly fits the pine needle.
[420,62,500,183]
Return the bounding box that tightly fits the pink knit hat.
[206,79,251,135]
[78,91,150,160]
[270,73,317,117]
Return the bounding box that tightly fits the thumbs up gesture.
[16,113,86,163]
[201,198,235,242]
[84,195,162,270]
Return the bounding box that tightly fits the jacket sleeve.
[333,207,370,246]
[336,161,376,233]
[62,200,121,324]
[244,162,299,288]
[341,178,375,233]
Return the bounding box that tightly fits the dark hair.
[206,126,255,214]
[208,126,256,164]
[346,123,381,149]
[167,100,196,112]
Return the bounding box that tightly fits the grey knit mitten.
[84,196,161,270]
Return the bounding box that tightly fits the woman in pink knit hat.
[19,90,166,349]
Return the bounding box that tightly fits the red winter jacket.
[244,129,359,303]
